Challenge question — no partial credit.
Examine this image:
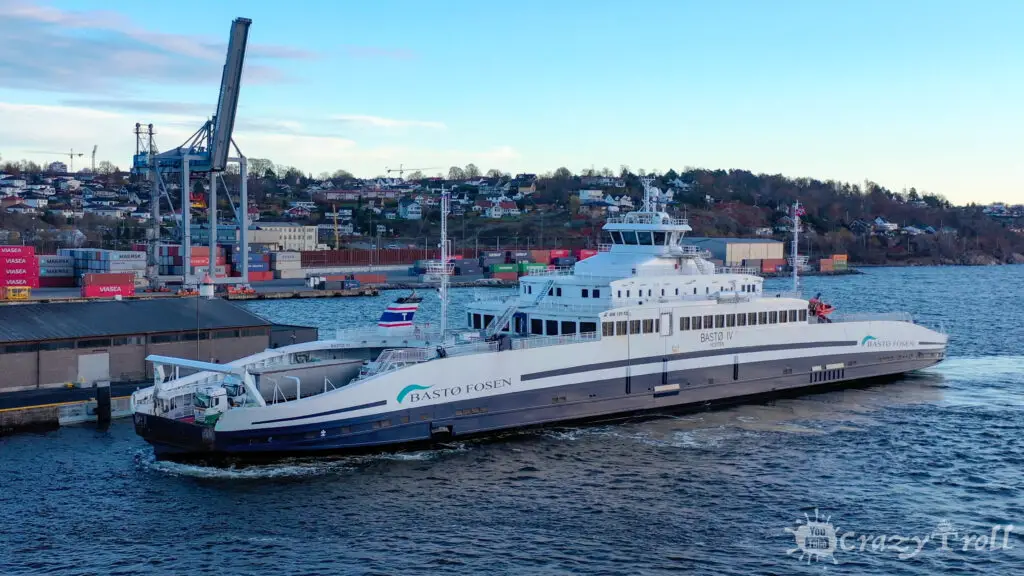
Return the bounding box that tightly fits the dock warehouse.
[685,238,785,266]
[0,299,313,393]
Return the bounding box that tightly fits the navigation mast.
[427,186,454,342]
[792,201,804,294]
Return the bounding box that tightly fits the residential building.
[398,198,422,220]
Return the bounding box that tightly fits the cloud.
[0,100,521,176]
[59,99,210,115]
[332,114,446,130]
[0,0,313,93]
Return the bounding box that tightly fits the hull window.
[602,322,615,337]
[642,319,655,333]
[616,320,628,335]
[629,320,642,335]
[546,320,558,335]
[714,315,725,329]
[680,316,691,331]
[748,312,758,325]
[800,309,808,322]
[758,312,768,325]
[726,314,736,327]
[737,314,747,327]
[593,289,601,298]
[531,319,543,335]
[769,311,778,324]
[561,321,577,335]
[581,321,597,333]
[704,315,714,329]
[581,288,589,298]
[789,310,799,322]
[692,316,702,330]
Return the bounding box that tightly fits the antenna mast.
[438,187,451,340]
[639,176,655,211]
[792,201,803,294]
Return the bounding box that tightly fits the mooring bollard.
[96,381,111,428]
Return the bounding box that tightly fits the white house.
[398,198,422,220]
[485,200,520,219]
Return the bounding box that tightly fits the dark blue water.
[2,266,1022,575]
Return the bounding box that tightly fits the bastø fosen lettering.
[406,378,513,403]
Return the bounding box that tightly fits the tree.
[448,166,466,180]
[464,163,481,179]
[96,160,118,175]
[331,169,355,180]
[485,169,504,179]
[317,171,331,181]
[405,170,425,180]
[569,195,581,214]
[553,167,573,180]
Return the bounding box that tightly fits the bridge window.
[581,288,589,298]
[531,319,543,335]
[737,314,747,327]
[556,287,562,297]
[616,321,628,335]
[472,314,482,329]
[561,321,577,334]
[629,320,642,334]
[546,320,558,335]
[789,310,798,322]
[622,231,638,245]
[483,314,494,328]
[653,231,667,245]
[581,321,597,333]
[593,289,600,298]
[692,316,702,330]
[680,316,690,331]
[726,314,736,327]
[610,231,623,244]
[637,232,654,245]
[714,315,725,329]
[748,312,757,325]
[602,322,614,336]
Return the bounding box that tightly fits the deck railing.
[832,311,914,323]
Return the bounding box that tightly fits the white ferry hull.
[135,323,946,460]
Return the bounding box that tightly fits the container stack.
[80,273,135,298]
[819,258,834,273]
[270,251,304,279]
[760,258,787,274]
[505,250,531,264]
[154,245,231,278]
[832,254,848,272]
[0,245,39,289]
[529,250,551,265]
[577,248,599,260]
[453,259,483,279]
[518,262,547,276]
[58,248,146,285]
[478,251,505,270]
[488,263,518,282]
[228,244,273,281]
[351,272,386,284]
[37,254,75,287]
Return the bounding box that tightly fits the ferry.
[132,180,948,460]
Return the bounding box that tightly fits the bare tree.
[464,163,481,179]
[553,167,573,180]
[485,168,504,178]
[448,166,466,180]
[96,160,118,175]
[405,170,425,180]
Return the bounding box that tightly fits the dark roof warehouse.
[0,299,270,344]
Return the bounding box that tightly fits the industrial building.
[0,299,315,393]
[686,237,785,266]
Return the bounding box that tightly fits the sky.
[0,0,1022,204]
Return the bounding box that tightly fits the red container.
[81,284,135,298]
[0,245,35,257]
[39,276,76,288]
[83,273,134,286]
[248,271,273,282]
[549,249,570,258]
[490,271,519,282]
[1,256,35,267]
[529,250,551,264]
[352,273,387,284]
[578,249,598,260]
[3,277,40,288]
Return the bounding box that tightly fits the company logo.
[98,286,124,293]
[397,378,513,404]
[861,335,915,349]
[0,247,25,254]
[397,384,433,403]
[785,509,1014,564]
[2,258,28,264]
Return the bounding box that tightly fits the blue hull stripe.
[521,340,858,381]
[251,399,388,425]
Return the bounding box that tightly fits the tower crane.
[29,149,84,171]
[385,164,440,178]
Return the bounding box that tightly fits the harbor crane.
[385,164,440,178]
[29,149,84,172]
[132,17,252,287]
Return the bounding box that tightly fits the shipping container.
[529,250,551,264]
[270,251,302,262]
[273,269,307,280]
[39,276,76,288]
[577,249,598,260]
[83,273,134,286]
[819,258,834,272]
[271,260,302,271]
[832,254,848,262]
[549,249,570,258]
[0,245,36,257]
[2,277,39,288]
[553,256,577,267]
[482,251,504,259]
[81,284,135,298]
[351,273,387,284]
[39,267,74,277]
[248,271,274,282]
[489,263,517,273]
[489,271,519,282]
[38,255,73,267]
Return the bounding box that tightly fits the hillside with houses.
[0,158,1021,265]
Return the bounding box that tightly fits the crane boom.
[210,17,251,171]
